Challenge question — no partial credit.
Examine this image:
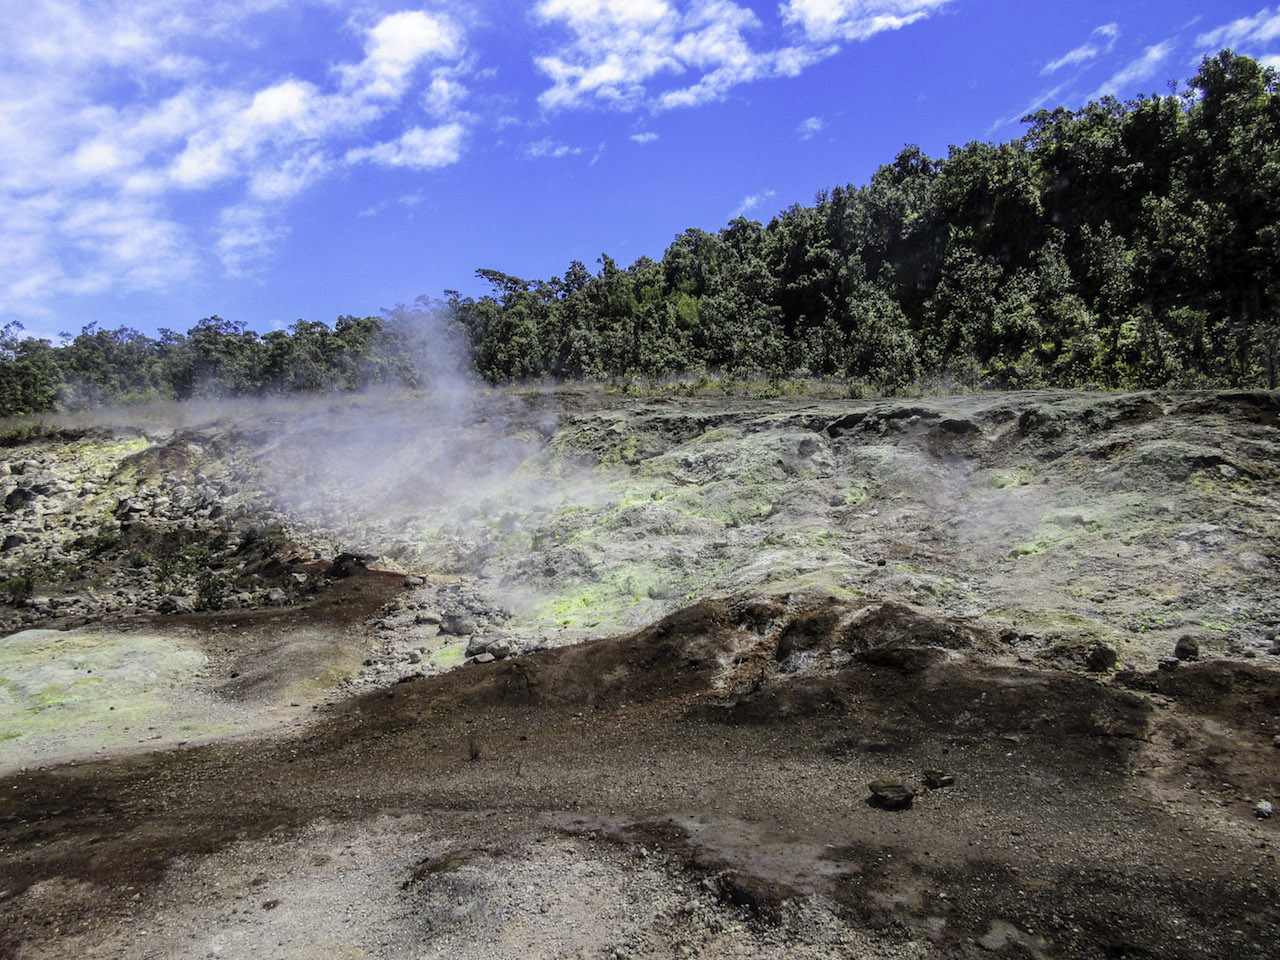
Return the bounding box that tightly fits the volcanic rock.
[868,778,915,810]
[1086,642,1119,672]
[1174,635,1201,661]
[923,770,955,789]
[442,614,478,636]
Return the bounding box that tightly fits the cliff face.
[2,389,1279,959]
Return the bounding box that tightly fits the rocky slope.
[1,386,1278,959]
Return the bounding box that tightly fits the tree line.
[2,51,1277,417]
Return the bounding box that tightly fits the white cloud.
[1042,23,1119,74]
[248,152,333,201]
[526,138,584,158]
[797,115,824,139]
[779,0,954,44]
[730,189,775,218]
[0,1,473,313]
[339,10,462,100]
[1196,6,1280,50]
[348,124,467,170]
[630,131,660,142]
[534,0,836,111]
[1088,41,1175,100]
[423,66,472,118]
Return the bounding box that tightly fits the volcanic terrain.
[1,386,1278,959]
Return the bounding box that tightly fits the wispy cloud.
[1088,41,1175,101]
[1042,23,1119,74]
[216,205,286,279]
[987,82,1068,134]
[730,189,775,218]
[526,138,584,159]
[1196,6,1280,51]
[357,192,425,218]
[779,0,955,44]
[797,115,824,139]
[630,131,660,143]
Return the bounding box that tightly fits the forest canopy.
[3,51,1278,416]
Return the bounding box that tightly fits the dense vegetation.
[2,51,1277,416]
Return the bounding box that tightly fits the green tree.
[1185,50,1280,385]
[0,322,61,416]
[56,324,165,407]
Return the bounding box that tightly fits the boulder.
[442,614,478,636]
[114,498,145,519]
[5,487,35,511]
[1174,635,1200,661]
[1086,642,1118,672]
[326,552,372,578]
[487,638,517,660]
[157,595,193,614]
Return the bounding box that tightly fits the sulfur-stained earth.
[1,387,1278,959]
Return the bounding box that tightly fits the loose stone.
[868,778,915,810]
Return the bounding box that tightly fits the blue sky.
[4,0,1279,340]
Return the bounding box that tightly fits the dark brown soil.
[2,588,1277,959]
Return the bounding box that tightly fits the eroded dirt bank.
[1,388,1278,958]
